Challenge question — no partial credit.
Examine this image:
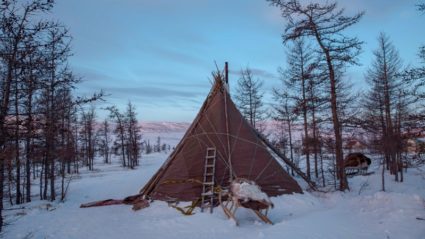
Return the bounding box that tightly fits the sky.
[50,0,425,122]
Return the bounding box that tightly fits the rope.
[170,198,201,216]
[160,178,203,186]
[169,185,225,216]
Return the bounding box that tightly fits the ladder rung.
[202,147,216,214]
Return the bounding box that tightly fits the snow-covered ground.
[3,131,425,239]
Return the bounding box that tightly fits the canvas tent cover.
[140,78,302,202]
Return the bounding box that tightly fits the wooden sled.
[218,189,273,226]
[345,166,369,177]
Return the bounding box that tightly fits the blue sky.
[52,0,425,122]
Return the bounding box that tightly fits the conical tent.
[140,78,302,202]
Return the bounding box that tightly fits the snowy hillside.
[141,121,190,133]
[3,131,425,239]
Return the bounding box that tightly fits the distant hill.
[140,121,190,133]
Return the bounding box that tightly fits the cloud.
[74,66,116,82]
[104,86,206,100]
[144,45,209,67]
[229,67,278,80]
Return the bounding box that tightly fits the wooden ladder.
[201,147,217,213]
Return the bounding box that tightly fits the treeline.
[0,0,101,231]
[0,0,147,231]
[236,1,425,191]
[144,136,171,155]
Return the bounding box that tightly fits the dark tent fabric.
[140,79,302,202]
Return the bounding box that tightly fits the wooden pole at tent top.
[225,62,229,90]
[223,61,233,182]
[224,62,228,83]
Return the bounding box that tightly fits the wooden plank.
[253,210,273,225]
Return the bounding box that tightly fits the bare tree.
[107,106,128,167]
[125,102,142,169]
[0,0,104,230]
[268,0,364,190]
[40,25,74,201]
[279,39,317,180]
[80,106,97,170]
[0,0,56,230]
[398,3,425,128]
[97,119,112,164]
[272,91,297,176]
[234,68,266,132]
[307,71,328,180]
[364,33,403,181]
[155,136,161,152]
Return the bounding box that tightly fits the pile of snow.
[231,179,272,204]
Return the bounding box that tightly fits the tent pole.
[224,62,233,182]
[225,62,229,85]
[255,131,317,191]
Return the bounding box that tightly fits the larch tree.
[364,33,403,182]
[39,26,74,201]
[279,39,317,180]
[268,0,364,190]
[107,106,127,167]
[107,103,142,169]
[0,0,55,229]
[399,3,425,130]
[0,0,103,231]
[306,67,328,180]
[234,67,266,132]
[272,90,297,176]
[80,106,97,171]
[97,119,112,164]
[125,102,142,169]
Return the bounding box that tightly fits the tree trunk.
[50,147,55,201]
[381,157,386,191]
[329,65,347,191]
[319,43,347,190]
[43,155,48,200]
[15,78,22,204]
[311,101,319,178]
[287,117,295,176]
[40,158,44,200]
[120,129,126,167]
[0,59,17,231]
[301,65,311,180]
[320,148,325,187]
[25,136,32,202]
[0,156,4,232]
